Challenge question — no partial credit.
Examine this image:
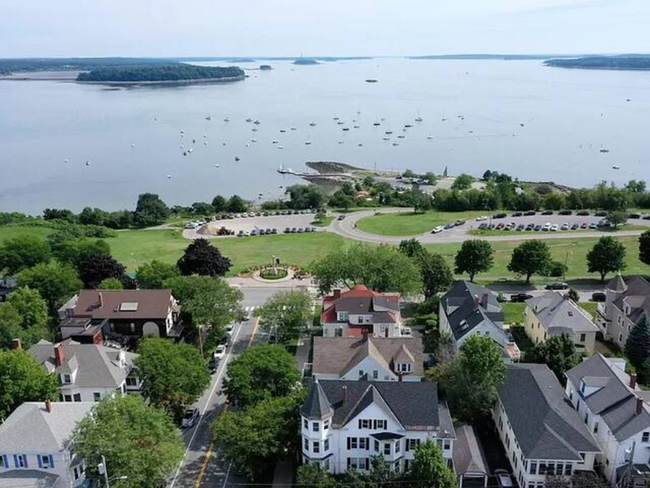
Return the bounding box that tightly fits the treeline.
[77,65,245,82]
[545,56,650,70]
[0,57,175,75]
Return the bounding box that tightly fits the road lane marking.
[249,317,260,345]
[195,441,213,487]
[169,322,245,488]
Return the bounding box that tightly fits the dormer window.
[337,311,349,322]
[62,374,72,384]
[396,363,412,373]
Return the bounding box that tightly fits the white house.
[27,339,140,403]
[493,364,601,488]
[566,354,650,486]
[320,286,404,339]
[0,401,94,488]
[300,380,455,474]
[439,281,520,362]
[311,337,424,382]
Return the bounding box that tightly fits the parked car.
[534,224,543,231]
[476,216,488,222]
[592,292,607,302]
[524,211,537,216]
[431,226,444,234]
[546,282,569,290]
[494,213,507,219]
[181,407,200,428]
[589,222,598,229]
[512,212,523,217]
[559,210,573,216]
[510,293,533,303]
[542,223,552,231]
[250,230,259,236]
[337,215,346,220]
[213,344,227,360]
[580,222,588,229]
[455,220,466,226]
[571,223,580,230]
[526,223,535,231]
[561,223,570,231]
[237,230,244,237]
[444,223,455,229]
[516,224,525,231]
[551,224,560,232]
[400,327,413,337]
[478,223,488,230]
[629,213,642,219]
[595,211,607,217]
[207,356,219,374]
[541,210,553,216]
[577,210,590,216]
[495,469,515,488]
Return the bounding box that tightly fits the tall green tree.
[255,290,313,343]
[98,277,124,290]
[222,344,300,408]
[0,235,51,275]
[133,193,170,227]
[136,260,179,289]
[454,240,494,282]
[212,195,228,213]
[420,251,454,298]
[587,236,627,283]
[429,334,505,421]
[508,240,552,284]
[399,238,426,259]
[285,184,327,210]
[212,393,302,480]
[177,238,232,277]
[639,231,650,267]
[408,439,457,488]
[525,334,578,384]
[0,349,57,420]
[606,211,628,229]
[74,395,184,488]
[625,316,650,370]
[77,254,126,289]
[0,287,50,347]
[226,195,249,213]
[135,338,211,417]
[311,243,422,296]
[53,238,111,268]
[296,465,335,488]
[18,261,82,311]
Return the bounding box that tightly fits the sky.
[1,0,649,58]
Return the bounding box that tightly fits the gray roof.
[607,274,628,293]
[566,354,650,441]
[526,293,599,334]
[0,470,63,488]
[29,340,137,390]
[302,381,333,420]
[453,423,488,476]
[498,364,600,460]
[0,402,93,452]
[610,276,650,324]
[312,337,424,378]
[301,380,453,435]
[441,281,504,341]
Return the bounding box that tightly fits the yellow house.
[524,292,599,353]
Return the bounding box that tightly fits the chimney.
[11,338,22,350]
[637,397,644,415]
[54,344,65,367]
[630,374,637,389]
[481,293,489,309]
[333,289,341,300]
[45,400,52,413]
[98,292,104,308]
[341,385,348,404]
[473,294,480,309]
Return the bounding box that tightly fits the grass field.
[356,210,485,236]
[1,224,648,280]
[503,301,598,326]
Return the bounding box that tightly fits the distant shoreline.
[0,70,246,85]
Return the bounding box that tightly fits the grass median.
[355,210,486,236]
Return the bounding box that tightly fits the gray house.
[597,275,650,348]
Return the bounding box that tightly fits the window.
[313,442,320,454]
[303,418,308,430]
[443,439,451,451]
[126,377,137,387]
[63,394,72,402]
[374,440,380,452]
[0,456,7,468]
[38,455,54,469]
[594,422,599,434]
[358,370,364,378]
[73,393,81,402]
[324,439,330,452]
[396,363,413,373]
[304,438,309,450]
[359,438,369,450]
[73,467,81,481]
[564,464,572,475]
[578,452,585,464]
[404,459,410,471]
[373,370,378,379]
[63,374,71,384]
[643,432,650,443]
[406,439,420,451]
[395,440,401,453]
[14,455,28,468]
[373,419,387,430]
[384,443,391,455]
[93,392,101,401]
[313,422,320,432]
[130,323,136,333]
[530,461,537,475]
[580,333,586,342]
[348,437,358,450]
[338,311,349,322]
[359,419,371,429]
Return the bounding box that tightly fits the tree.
[18,262,82,311]
[213,393,302,480]
[408,439,457,488]
[136,260,179,289]
[508,240,552,284]
[412,188,432,213]
[587,236,627,282]
[546,260,568,278]
[431,335,505,421]
[177,238,231,277]
[53,237,111,268]
[328,190,356,210]
[607,210,628,229]
[0,349,57,420]
[222,344,300,408]
[255,290,313,344]
[571,471,608,488]
[135,338,211,417]
[74,395,184,488]
[454,240,494,282]
[133,193,170,227]
[451,174,474,191]
[399,238,426,259]
[525,334,578,383]
[0,287,50,348]
[285,184,327,210]
[77,254,126,289]
[212,195,228,213]
[640,231,650,266]
[566,288,580,302]
[98,277,124,290]
[0,235,51,275]
[226,195,248,213]
[296,465,335,488]
[420,251,454,298]
[191,201,214,216]
[311,243,422,296]
[625,316,650,370]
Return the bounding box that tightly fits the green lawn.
[0,225,54,243]
[311,216,334,227]
[356,211,486,236]
[502,302,597,326]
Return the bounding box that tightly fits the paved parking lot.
[466,213,643,233]
[195,212,324,237]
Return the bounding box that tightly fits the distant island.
[293,59,319,66]
[76,65,245,84]
[259,65,273,71]
[545,56,650,71]
[409,54,584,61]
[0,57,175,76]
[227,58,255,63]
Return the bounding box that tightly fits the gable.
[341,356,395,381]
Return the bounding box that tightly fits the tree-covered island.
[76,64,245,83]
[545,56,650,71]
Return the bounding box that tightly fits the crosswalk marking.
[244,305,258,312]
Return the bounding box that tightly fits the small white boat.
[222,142,227,146]
[427,135,433,139]
[188,148,193,153]
[280,129,286,133]
[305,141,312,145]
[333,117,339,120]
[383,137,390,141]
[205,116,211,121]
[600,148,610,153]
[290,127,297,131]
[245,143,250,147]
[215,164,220,168]
[131,143,135,148]
[252,127,258,132]
[277,145,283,149]
[64,159,69,163]
[167,174,172,179]
[354,125,360,129]
[612,165,621,170]
[415,116,423,122]
[309,122,317,127]
[337,121,344,125]
[224,117,230,122]
[204,141,208,145]
[251,138,257,143]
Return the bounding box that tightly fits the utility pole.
[99,455,110,488]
